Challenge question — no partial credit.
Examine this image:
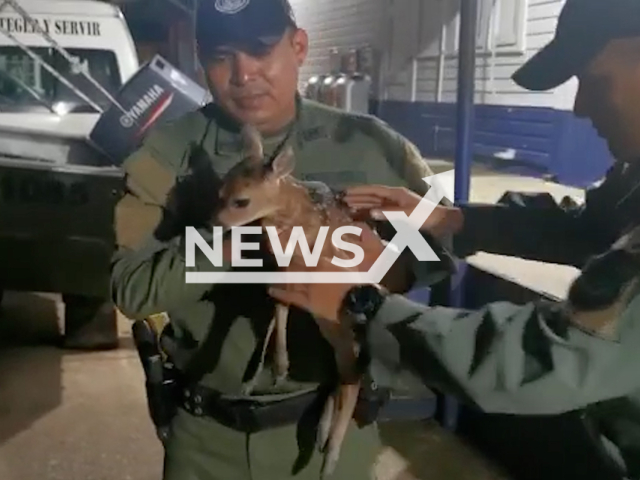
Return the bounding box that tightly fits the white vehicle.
[0,0,139,137]
[0,0,141,350]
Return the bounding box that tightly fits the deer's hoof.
[274,372,289,387]
[321,448,340,479]
[241,380,258,396]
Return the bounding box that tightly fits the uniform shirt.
[110,95,448,480]
[364,159,640,479]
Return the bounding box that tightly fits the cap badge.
[214,0,250,14]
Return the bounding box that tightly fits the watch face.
[347,285,383,321]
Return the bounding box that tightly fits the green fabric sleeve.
[364,293,638,415]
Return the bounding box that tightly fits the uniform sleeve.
[110,123,231,320]
[453,163,625,267]
[373,121,438,199]
[363,292,640,415]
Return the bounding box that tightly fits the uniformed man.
[110,0,449,479]
[268,0,640,479]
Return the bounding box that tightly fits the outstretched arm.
[360,291,638,415]
[267,226,640,416]
[453,192,599,266]
[452,161,632,266]
[346,162,630,268]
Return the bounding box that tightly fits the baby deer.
[214,124,369,478]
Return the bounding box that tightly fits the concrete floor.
[0,292,163,480]
[0,163,586,480]
[0,291,510,480]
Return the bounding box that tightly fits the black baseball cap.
[512,0,640,91]
[195,0,297,56]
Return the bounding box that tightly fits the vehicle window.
[0,46,121,113]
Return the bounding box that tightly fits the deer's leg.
[318,340,361,478]
[317,392,335,452]
[321,382,361,479]
[274,302,290,385]
[241,315,276,396]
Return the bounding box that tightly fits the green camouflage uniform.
[110,96,442,480]
[364,159,640,480]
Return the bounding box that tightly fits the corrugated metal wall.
[289,0,385,89]
[290,0,578,110]
[289,0,613,187]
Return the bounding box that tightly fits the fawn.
[213,124,371,478]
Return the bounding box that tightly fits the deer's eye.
[232,198,250,208]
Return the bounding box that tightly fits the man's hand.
[268,259,358,323]
[269,222,383,323]
[344,185,464,237]
[268,256,365,355]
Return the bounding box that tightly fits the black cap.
[512,0,640,91]
[195,0,296,56]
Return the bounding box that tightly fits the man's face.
[202,28,309,133]
[573,37,640,161]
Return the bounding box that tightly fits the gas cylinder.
[304,74,327,101]
[334,48,372,113]
[318,48,343,106]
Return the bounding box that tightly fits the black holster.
[132,319,182,444]
[354,375,392,428]
[353,347,392,428]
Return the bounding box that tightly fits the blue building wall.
[372,100,614,189]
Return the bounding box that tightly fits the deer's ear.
[241,124,263,163]
[270,146,295,179]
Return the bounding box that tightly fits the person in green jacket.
[269,0,640,478]
[110,0,452,479]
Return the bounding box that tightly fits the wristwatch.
[341,284,388,329]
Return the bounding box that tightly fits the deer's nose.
[232,198,250,208]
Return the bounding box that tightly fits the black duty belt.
[180,384,322,434]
